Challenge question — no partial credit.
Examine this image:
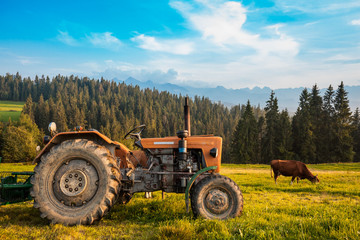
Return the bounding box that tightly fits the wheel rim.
[204,188,231,216]
[53,159,99,207]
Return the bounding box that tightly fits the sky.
[1,0,360,89]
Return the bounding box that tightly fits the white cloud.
[273,0,360,14]
[17,56,40,65]
[57,31,122,51]
[132,34,194,55]
[19,59,32,65]
[181,1,249,44]
[351,19,360,25]
[321,1,360,12]
[79,62,102,72]
[57,31,79,46]
[87,32,122,51]
[170,0,299,56]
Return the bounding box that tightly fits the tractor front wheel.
[31,139,121,225]
[190,175,243,220]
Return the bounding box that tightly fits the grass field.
[1,163,359,239]
[0,101,24,122]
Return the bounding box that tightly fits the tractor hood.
[140,135,222,172]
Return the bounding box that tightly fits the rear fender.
[33,131,122,164]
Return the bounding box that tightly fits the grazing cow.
[270,160,319,184]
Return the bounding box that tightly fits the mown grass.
[0,101,24,122]
[1,163,360,239]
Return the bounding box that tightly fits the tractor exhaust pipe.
[184,97,191,136]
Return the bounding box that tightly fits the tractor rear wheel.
[190,175,243,220]
[31,139,121,225]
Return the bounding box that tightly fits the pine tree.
[320,85,336,162]
[54,93,68,131]
[309,84,323,162]
[231,100,259,163]
[262,91,280,163]
[48,97,56,122]
[352,108,360,162]
[333,82,354,162]
[257,116,265,162]
[35,94,49,130]
[277,109,294,159]
[292,88,316,163]
[22,95,35,121]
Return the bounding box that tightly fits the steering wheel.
[123,124,146,140]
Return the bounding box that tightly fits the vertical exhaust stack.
[184,97,191,136]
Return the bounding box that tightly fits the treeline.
[231,83,360,163]
[0,73,264,162]
[1,73,359,164]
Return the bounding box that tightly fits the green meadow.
[0,101,24,122]
[0,163,359,239]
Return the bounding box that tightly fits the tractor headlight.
[48,122,57,133]
[210,148,218,158]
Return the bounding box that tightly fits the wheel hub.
[60,169,87,196]
[53,159,99,207]
[205,189,230,215]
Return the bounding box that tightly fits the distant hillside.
[116,77,360,112]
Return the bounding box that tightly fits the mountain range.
[114,77,360,113]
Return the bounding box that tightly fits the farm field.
[0,101,24,122]
[1,163,359,239]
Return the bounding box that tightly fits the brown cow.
[270,160,319,184]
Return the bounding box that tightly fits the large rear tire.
[191,175,243,220]
[31,139,121,225]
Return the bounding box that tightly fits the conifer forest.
[0,73,359,164]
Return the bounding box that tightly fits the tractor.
[1,97,243,225]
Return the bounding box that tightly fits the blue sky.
[1,0,360,89]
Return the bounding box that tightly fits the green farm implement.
[0,171,33,205]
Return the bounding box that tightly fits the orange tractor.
[25,97,243,225]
